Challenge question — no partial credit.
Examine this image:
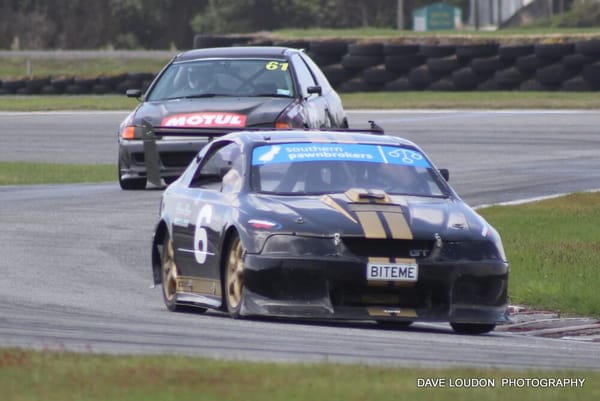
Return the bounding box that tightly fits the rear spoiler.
[141,118,385,187]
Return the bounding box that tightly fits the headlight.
[439,241,504,262]
[262,234,337,256]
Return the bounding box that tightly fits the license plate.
[366,262,418,282]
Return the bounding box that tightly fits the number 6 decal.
[194,205,213,264]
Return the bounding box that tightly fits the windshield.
[250,143,447,197]
[147,58,296,101]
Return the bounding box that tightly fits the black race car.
[150,128,509,334]
[118,46,347,190]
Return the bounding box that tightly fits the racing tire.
[561,76,594,91]
[450,323,496,335]
[574,39,600,56]
[456,44,499,60]
[498,45,534,60]
[383,43,420,56]
[419,45,455,58]
[348,43,384,57]
[118,159,146,190]
[119,176,146,190]
[161,234,206,313]
[470,56,508,74]
[534,43,574,60]
[224,235,246,319]
[426,55,462,74]
[309,40,350,55]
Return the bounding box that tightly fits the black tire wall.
[4,36,600,94]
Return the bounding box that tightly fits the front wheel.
[450,323,496,335]
[161,233,206,313]
[118,160,146,190]
[224,235,245,319]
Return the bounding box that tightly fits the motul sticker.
[161,113,247,127]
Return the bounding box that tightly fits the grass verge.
[1,91,600,111]
[0,162,114,185]
[1,348,597,401]
[479,192,600,317]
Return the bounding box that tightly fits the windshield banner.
[252,143,431,168]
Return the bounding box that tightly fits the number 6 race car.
[150,126,509,334]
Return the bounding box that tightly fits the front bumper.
[241,254,509,324]
[118,138,208,181]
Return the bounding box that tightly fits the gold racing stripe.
[320,195,357,224]
[355,211,386,238]
[382,211,413,240]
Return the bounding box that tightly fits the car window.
[147,59,295,100]
[290,54,317,97]
[190,142,242,190]
[250,142,447,197]
[299,52,333,92]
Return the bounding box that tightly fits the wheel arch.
[218,225,243,303]
[152,220,169,285]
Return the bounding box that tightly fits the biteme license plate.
[367,262,418,281]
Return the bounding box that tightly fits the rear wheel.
[450,323,496,335]
[224,235,245,318]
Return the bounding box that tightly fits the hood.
[246,189,491,242]
[133,97,295,128]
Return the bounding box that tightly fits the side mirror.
[439,168,449,182]
[126,89,142,98]
[307,86,322,95]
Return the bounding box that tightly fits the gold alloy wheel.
[226,236,244,312]
[162,236,178,304]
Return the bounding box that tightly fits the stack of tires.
[308,40,352,89]
[0,72,156,95]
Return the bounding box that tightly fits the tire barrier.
[4,37,600,94]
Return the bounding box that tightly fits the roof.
[225,129,419,148]
[175,46,297,62]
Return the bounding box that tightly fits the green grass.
[0,57,169,80]
[1,348,597,401]
[0,95,141,111]
[0,162,114,185]
[479,192,600,317]
[2,91,600,111]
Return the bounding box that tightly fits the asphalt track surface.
[1,110,599,370]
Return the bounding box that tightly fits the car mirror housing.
[126,89,142,98]
[307,86,322,95]
[439,168,450,181]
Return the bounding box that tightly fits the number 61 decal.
[194,204,213,264]
[265,61,289,71]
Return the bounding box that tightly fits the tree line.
[0,0,468,50]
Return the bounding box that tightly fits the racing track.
[1,110,599,369]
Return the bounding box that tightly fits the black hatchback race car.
[150,128,509,335]
[118,46,348,190]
